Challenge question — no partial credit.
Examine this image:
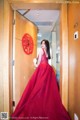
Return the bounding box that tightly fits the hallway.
[0,0,80,120]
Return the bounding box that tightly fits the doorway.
[10,2,68,114]
[12,8,60,109]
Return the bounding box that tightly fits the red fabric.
[11,51,71,120]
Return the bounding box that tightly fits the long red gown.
[11,50,71,120]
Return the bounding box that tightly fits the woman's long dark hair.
[41,39,51,59]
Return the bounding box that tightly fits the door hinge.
[12,60,15,66]
[13,19,15,25]
[12,101,15,107]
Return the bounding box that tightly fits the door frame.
[9,0,69,113]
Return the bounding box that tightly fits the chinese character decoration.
[22,33,34,55]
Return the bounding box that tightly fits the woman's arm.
[37,49,43,66]
[35,48,43,67]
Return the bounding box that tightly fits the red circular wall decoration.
[22,33,34,55]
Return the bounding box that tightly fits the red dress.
[11,50,71,120]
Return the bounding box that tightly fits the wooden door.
[12,11,37,110]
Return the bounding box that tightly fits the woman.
[11,39,71,120]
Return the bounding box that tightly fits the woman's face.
[41,41,46,49]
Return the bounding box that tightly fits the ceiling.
[18,9,60,43]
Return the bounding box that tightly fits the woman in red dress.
[11,39,71,120]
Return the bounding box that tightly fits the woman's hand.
[33,58,38,68]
